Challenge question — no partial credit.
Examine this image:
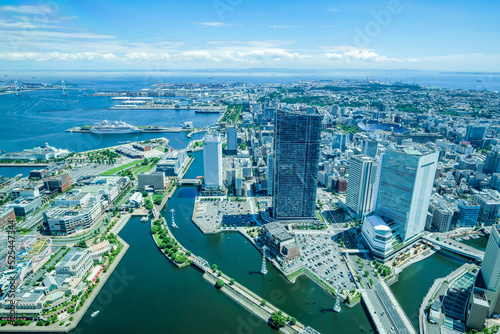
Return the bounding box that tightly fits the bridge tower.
[61,80,67,96]
[14,79,20,96]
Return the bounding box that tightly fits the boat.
[90,120,141,134]
[471,235,480,239]
[463,236,470,241]
[91,311,99,317]
[180,121,193,128]
[141,216,148,222]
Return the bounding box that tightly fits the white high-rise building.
[373,149,439,242]
[362,149,438,259]
[346,155,377,220]
[203,133,223,189]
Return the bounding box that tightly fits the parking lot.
[283,233,356,292]
[194,198,256,232]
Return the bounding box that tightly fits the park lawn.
[133,162,156,177]
[102,160,140,175]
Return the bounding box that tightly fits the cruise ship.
[90,120,141,134]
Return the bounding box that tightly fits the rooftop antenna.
[62,80,67,96]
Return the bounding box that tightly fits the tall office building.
[203,133,223,189]
[346,155,377,220]
[362,149,438,259]
[467,224,500,329]
[373,150,439,242]
[332,133,347,152]
[362,139,378,158]
[272,108,322,220]
[226,126,238,154]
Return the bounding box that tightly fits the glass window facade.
[272,108,322,219]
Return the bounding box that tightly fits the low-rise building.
[0,207,16,229]
[156,149,188,176]
[7,196,42,217]
[55,249,92,278]
[43,196,104,235]
[44,174,71,193]
[137,172,166,192]
[259,222,299,261]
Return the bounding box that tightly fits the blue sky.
[0,0,499,71]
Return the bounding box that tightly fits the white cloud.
[196,22,238,27]
[268,25,298,29]
[324,47,400,62]
[0,5,55,15]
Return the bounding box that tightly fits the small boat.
[141,216,148,223]
[91,311,99,317]
[228,237,230,240]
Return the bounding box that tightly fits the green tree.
[289,317,297,326]
[215,279,225,289]
[230,278,235,285]
[212,264,218,272]
[269,311,286,329]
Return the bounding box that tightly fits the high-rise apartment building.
[272,108,322,220]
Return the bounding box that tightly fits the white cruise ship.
[90,120,141,134]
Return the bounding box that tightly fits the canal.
[75,151,476,333]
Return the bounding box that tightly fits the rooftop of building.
[365,214,392,233]
[263,222,294,242]
[56,249,88,268]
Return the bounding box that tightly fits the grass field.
[102,160,140,175]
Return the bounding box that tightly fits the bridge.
[344,254,416,334]
[179,179,202,186]
[423,234,484,261]
[192,256,210,272]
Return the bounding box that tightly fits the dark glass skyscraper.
[272,108,322,220]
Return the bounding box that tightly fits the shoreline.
[0,236,130,333]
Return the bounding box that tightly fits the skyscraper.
[373,149,438,242]
[362,149,438,259]
[272,108,322,220]
[203,133,223,189]
[332,132,347,152]
[346,155,377,220]
[362,139,378,157]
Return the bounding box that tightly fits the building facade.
[346,155,377,220]
[203,133,223,189]
[272,108,322,220]
[372,149,439,243]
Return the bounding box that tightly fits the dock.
[66,126,188,133]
